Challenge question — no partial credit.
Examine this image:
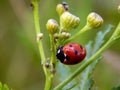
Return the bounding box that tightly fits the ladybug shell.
[56,43,86,65]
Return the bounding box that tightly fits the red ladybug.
[56,43,86,65]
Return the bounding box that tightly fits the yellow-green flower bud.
[87,12,103,28]
[46,19,59,34]
[60,12,80,31]
[54,33,59,39]
[61,32,71,39]
[56,2,69,16]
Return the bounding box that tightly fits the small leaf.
[93,24,113,53]
[57,63,77,90]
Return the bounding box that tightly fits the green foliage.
[57,25,113,90]
[0,82,10,90]
[57,63,78,90]
[79,25,113,90]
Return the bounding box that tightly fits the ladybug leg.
[64,54,70,60]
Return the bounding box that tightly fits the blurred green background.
[0,0,120,90]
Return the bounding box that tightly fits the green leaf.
[93,24,113,53]
[57,63,78,90]
[79,25,113,90]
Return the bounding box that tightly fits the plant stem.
[44,34,57,90]
[32,1,52,90]
[32,0,45,63]
[50,34,56,64]
[44,72,53,90]
[64,24,92,44]
[53,22,120,90]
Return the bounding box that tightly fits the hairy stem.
[54,22,120,90]
[50,34,56,64]
[32,1,52,90]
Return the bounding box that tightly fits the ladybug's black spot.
[80,45,83,49]
[69,44,72,47]
[74,50,78,55]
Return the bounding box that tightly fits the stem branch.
[64,24,92,44]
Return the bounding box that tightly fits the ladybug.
[56,43,86,65]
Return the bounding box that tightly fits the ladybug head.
[56,46,69,63]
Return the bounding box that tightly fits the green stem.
[32,0,45,63]
[44,72,53,90]
[53,22,120,90]
[44,34,57,90]
[64,24,92,44]
[50,34,56,64]
[32,1,52,90]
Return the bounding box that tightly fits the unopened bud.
[54,33,59,39]
[46,19,59,34]
[56,2,69,16]
[60,12,80,31]
[87,12,103,28]
[61,32,71,39]
[37,33,43,41]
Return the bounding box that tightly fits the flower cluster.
[45,2,104,65]
[46,2,103,45]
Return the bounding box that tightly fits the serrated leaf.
[79,56,102,90]
[93,24,113,53]
[85,41,93,60]
[79,25,113,90]
[57,63,77,90]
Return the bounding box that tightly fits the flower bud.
[56,2,69,16]
[54,33,59,39]
[61,32,71,39]
[46,19,59,34]
[87,12,103,28]
[60,12,80,31]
